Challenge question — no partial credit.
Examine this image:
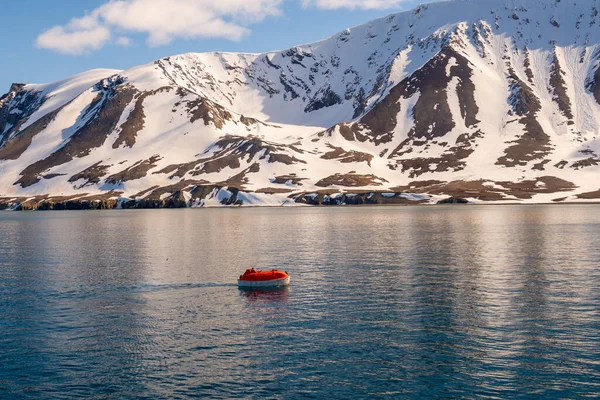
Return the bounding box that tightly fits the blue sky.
[1,0,429,92]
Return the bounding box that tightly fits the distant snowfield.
[2,0,600,209]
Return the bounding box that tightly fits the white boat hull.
[238,276,290,289]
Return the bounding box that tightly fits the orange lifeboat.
[238,268,290,288]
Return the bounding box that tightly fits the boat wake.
[134,282,238,293]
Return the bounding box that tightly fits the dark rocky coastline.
[0,187,445,211]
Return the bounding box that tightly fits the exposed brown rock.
[105,155,162,184]
[392,180,506,201]
[391,176,576,201]
[321,144,373,166]
[143,180,210,200]
[268,153,306,165]
[454,59,480,129]
[271,174,306,185]
[329,124,370,143]
[217,163,261,189]
[43,173,66,180]
[570,154,600,169]
[192,154,242,175]
[523,48,535,84]
[181,88,232,129]
[131,185,160,199]
[316,173,388,187]
[112,92,150,148]
[0,108,62,160]
[496,68,553,167]
[156,155,240,179]
[156,135,305,178]
[587,62,600,105]
[155,162,194,178]
[549,53,574,121]
[76,191,124,202]
[532,159,551,171]
[238,115,279,129]
[69,161,111,187]
[391,180,446,191]
[555,160,568,169]
[189,185,237,205]
[329,45,483,152]
[394,130,483,177]
[0,85,44,147]
[494,176,577,199]
[571,158,600,169]
[255,187,294,194]
[576,189,600,199]
[390,47,480,157]
[113,86,175,149]
[240,116,259,126]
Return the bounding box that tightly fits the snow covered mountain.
[3,0,600,209]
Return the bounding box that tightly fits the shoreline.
[2,185,599,211]
[2,198,600,211]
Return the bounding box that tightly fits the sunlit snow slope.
[2,0,600,208]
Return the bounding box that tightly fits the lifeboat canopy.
[238,268,290,288]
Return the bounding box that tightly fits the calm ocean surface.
[1,205,599,399]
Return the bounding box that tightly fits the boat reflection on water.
[238,286,290,303]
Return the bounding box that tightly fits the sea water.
[1,206,599,398]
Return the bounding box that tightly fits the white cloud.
[36,16,111,55]
[37,0,283,54]
[116,36,133,47]
[302,0,407,9]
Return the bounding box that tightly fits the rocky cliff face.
[2,0,600,208]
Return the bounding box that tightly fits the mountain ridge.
[2,0,600,209]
